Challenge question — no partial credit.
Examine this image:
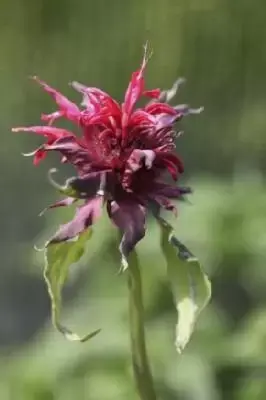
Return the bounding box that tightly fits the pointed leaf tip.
[43,229,100,342]
[158,217,211,352]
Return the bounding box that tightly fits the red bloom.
[13,47,202,269]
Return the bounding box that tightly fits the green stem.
[127,252,157,400]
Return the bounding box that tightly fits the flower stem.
[127,252,157,400]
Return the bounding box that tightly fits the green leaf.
[43,229,101,342]
[158,217,211,353]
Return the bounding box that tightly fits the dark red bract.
[13,48,202,268]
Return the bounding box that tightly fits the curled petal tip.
[176,77,186,85]
[69,81,80,89]
[47,169,81,198]
[38,209,46,217]
[48,168,59,181]
[49,167,58,175]
[39,206,50,217]
[21,149,38,157]
[41,113,49,121]
[70,80,76,88]
[143,40,149,50]
[143,40,149,57]
[176,130,184,138]
[48,168,62,191]
[172,78,186,93]
[12,127,24,132]
[143,41,153,64]
[34,243,46,252]
[71,81,85,92]
[190,106,204,114]
[160,79,186,103]
[30,75,41,83]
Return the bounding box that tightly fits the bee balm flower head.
[13,46,203,268]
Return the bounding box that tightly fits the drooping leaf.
[158,217,211,353]
[43,229,101,341]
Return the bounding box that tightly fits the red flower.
[13,47,202,268]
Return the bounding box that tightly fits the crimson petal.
[66,172,111,198]
[143,88,161,99]
[174,105,204,116]
[158,78,186,103]
[32,76,80,123]
[122,149,156,191]
[151,182,192,198]
[108,200,146,270]
[71,81,121,119]
[122,46,150,129]
[155,114,181,129]
[13,126,75,165]
[145,102,177,116]
[150,194,177,216]
[44,136,82,152]
[12,126,74,140]
[40,197,77,216]
[22,145,48,165]
[33,148,47,165]
[49,197,103,244]
[43,136,94,174]
[156,153,184,179]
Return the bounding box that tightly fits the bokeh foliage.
[1,0,266,399]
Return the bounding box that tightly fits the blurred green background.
[1,0,266,399]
